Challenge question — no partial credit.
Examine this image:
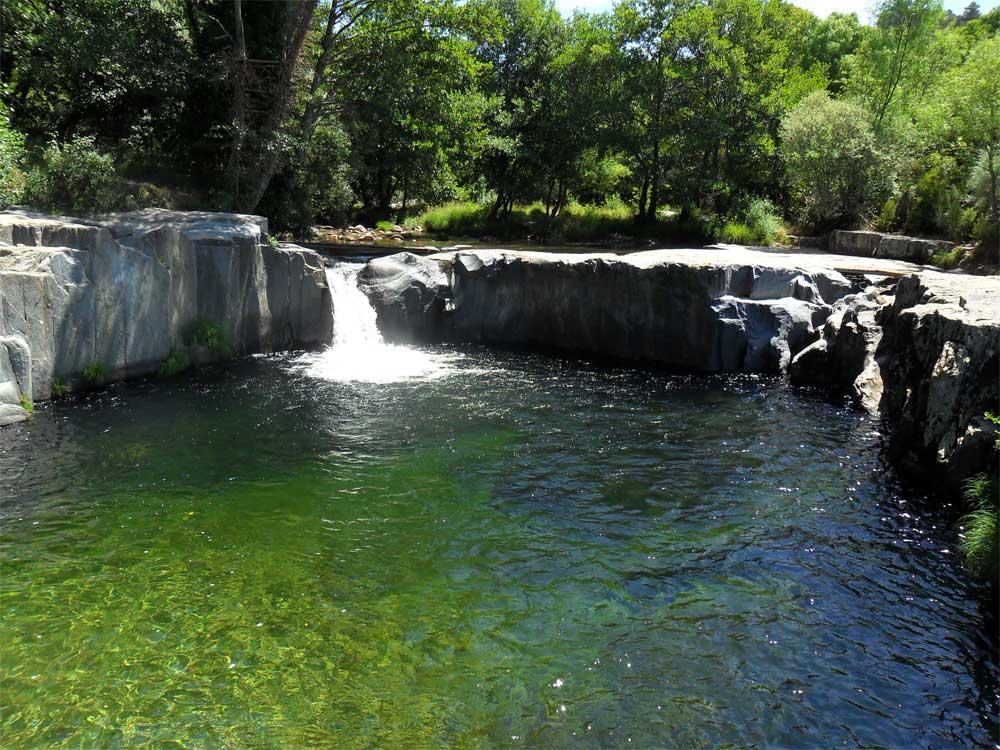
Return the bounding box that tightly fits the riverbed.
[1,339,996,747]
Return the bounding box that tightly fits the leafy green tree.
[946,36,1000,250]
[0,100,25,207]
[780,91,893,229]
[847,0,944,135]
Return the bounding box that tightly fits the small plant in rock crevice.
[958,412,1000,583]
[19,395,33,414]
[159,350,191,377]
[186,320,231,356]
[51,377,70,399]
[82,363,107,386]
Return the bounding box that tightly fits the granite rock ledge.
[0,209,333,423]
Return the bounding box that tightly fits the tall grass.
[717,199,787,246]
[410,198,787,246]
[958,413,1000,583]
[410,200,711,243]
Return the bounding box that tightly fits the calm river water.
[1,334,997,747]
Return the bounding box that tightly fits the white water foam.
[296,263,455,383]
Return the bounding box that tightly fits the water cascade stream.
[297,263,453,382]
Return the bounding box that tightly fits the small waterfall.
[297,263,450,383]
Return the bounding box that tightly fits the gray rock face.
[362,247,999,487]
[362,248,857,374]
[790,271,1000,486]
[0,209,332,403]
[829,230,955,264]
[359,252,451,343]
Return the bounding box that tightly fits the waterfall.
[296,263,451,383]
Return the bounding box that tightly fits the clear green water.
[1,350,997,748]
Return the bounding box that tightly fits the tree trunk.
[237,0,319,214]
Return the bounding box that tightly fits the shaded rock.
[362,248,850,373]
[359,252,450,343]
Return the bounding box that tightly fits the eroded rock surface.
[361,247,861,372]
[829,230,954,264]
[0,209,332,414]
[362,247,999,486]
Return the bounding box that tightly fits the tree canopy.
[0,0,997,250]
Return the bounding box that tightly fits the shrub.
[0,103,26,208]
[375,220,396,232]
[780,91,893,231]
[958,413,1000,582]
[19,395,33,414]
[158,350,191,377]
[23,136,121,215]
[716,199,785,246]
[82,362,107,386]
[186,320,230,355]
[930,245,966,269]
[51,377,70,399]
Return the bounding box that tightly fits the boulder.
[0,209,333,403]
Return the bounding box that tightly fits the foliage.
[0,101,26,208]
[958,413,999,582]
[1,0,997,241]
[50,377,70,399]
[82,363,107,386]
[158,351,191,378]
[780,92,893,230]
[23,137,121,215]
[19,395,33,414]
[186,321,230,356]
[930,245,966,269]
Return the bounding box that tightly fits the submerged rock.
[0,209,332,402]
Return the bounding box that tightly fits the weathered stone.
[359,252,451,343]
[361,248,852,373]
[829,230,955,265]
[361,246,999,487]
[0,209,333,403]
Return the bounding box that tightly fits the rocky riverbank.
[361,247,999,486]
[0,209,332,424]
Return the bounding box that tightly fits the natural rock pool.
[2,337,997,748]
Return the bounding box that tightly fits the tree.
[957,2,981,24]
[780,91,893,229]
[946,37,1000,250]
[848,0,944,135]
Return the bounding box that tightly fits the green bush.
[930,245,966,269]
[375,220,396,232]
[186,320,230,355]
[716,199,785,245]
[780,91,893,230]
[958,413,1000,582]
[0,103,26,208]
[82,362,107,386]
[19,395,33,414]
[158,351,191,377]
[51,377,70,399]
[23,136,121,215]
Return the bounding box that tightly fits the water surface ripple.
[0,349,996,748]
